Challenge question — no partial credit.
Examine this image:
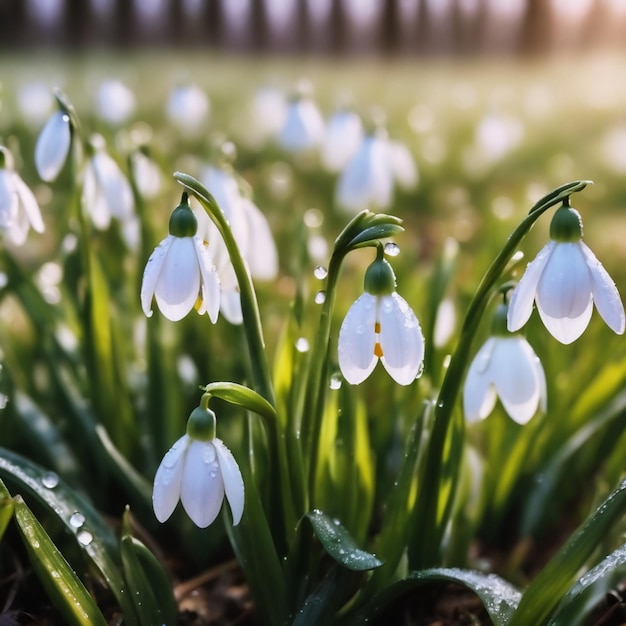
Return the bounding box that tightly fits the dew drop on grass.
[384,242,400,257]
[69,512,85,529]
[41,472,59,489]
[314,290,326,304]
[295,337,310,353]
[329,374,342,390]
[77,530,93,546]
[313,265,328,279]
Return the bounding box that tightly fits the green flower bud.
[168,193,198,238]
[186,405,216,441]
[549,204,583,243]
[491,303,510,336]
[364,257,396,296]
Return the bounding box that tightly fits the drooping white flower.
[338,254,424,385]
[82,136,135,230]
[336,132,394,214]
[166,83,210,136]
[248,86,287,146]
[388,140,419,191]
[464,304,546,424]
[0,147,45,246]
[34,108,72,182]
[508,203,625,344]
[321,109,363,173]
[130,150,162,199]
[153,406,244,528]
[94,79,136,126]
[197,163,278,324]
[277,91,325,153]
[141,195,220,322]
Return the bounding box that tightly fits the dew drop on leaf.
[315,290,326,304]
[313,265,328,279]
[384,242,400,257]
[69,512,85,529]
[41,472,59,489]
[295,337,310,353]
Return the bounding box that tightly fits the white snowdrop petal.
[93,152,134,220]
[389,141,418,190]
[35,111,71,182]
[241,198,278,280]
[180,441,225,528]
[338,293,378,384]
[321,111,363,173]
[213,439,245,526]
[491,337,543,424]
[83,161,111,230]
[537,243,592,319]
[278,99,325,152]
[463,337,498,422]
[152,435,189,523]
[7,206,30,246]
[538,299,593,344]
[0,170,18,228]
[220,290,244,325]
[194,238,221,323]
[507,242,554,332]
[379,293,425,385]
[336,136,393,214]
[582,242,626,334]
[155,237,201,322]
[140,236,170,317]
[13,173,45,233]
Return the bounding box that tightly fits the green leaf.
[120,509,177,626]
[13,495,107,626]
[203,381,277,421]
[354,568,520,626]
[305,509,382,571]
[547,543,626,626]
[0,448,138,625]
[508,479,626,626]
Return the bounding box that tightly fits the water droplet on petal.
[295,337,310,353]
[41,472,59,489]
[69,512,85,529]
[416,361,425,379]
[313,265,328,279]
[314,290,326,304]
[384,242,400,257]
[77,530,93,546]
[329,373,342,390]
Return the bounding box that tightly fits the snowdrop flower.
[321,108,363,173]
[94,79,136,126]
[153,402,244,528]
[338,251,424,385]
[277,84,325,153]
[82,135,134,230]
[130,149,162,199]
[389,140,418,191]
[34,102,72,182]
[166,83,210,136]
[336,131,394,214]
[464,303,546,424]
[508,202,625,344]
[141,193,220,322]
[248,86,287,145]
[197,162,278,324]
[0,147,45,245]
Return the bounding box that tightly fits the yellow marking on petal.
[374,322,381,334]
[194,296,203,311]
[374,342,383,357]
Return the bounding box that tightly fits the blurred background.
[1,0,626,56]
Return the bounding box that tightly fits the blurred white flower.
[197,164,278,324]
[508,204,625,344]
[153,433,244,528]
[336,133,394,214]
[388,140,418,191]
[17,82,54,127]
[34,109,71,182]
[320,109,363,173]
[0,148,45,245]
[277,96,325,153]
[82,137,134,230]
[166,83,210,136]
[94,79,136,126]
[141,197,220,322]
[130,150,162,199]
[249,86,287,145]
[464,326,546,424]
[338,257,424,385]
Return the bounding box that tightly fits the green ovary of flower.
[549,204,583,243]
